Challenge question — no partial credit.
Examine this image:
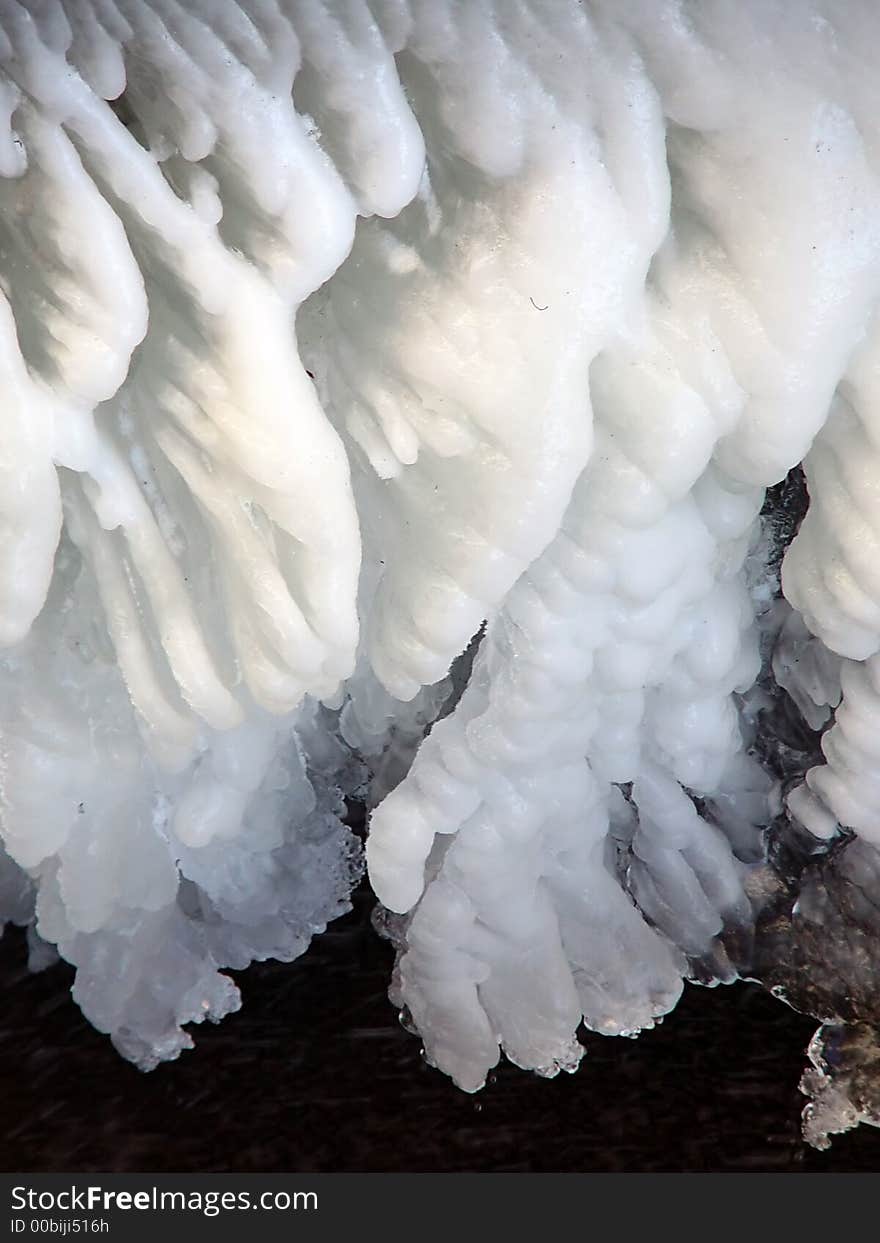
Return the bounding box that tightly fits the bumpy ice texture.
[3,0,880,1144]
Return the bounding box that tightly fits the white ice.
[1,0,880,1096]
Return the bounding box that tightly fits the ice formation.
[4,0,880,1146]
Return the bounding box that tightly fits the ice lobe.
[0,0,418,1064]
[5,0,880,1144]
[365,1,880,1097]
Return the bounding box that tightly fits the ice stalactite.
[5,0,880,1148]
[0,0,409,1063]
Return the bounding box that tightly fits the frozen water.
[3,0,880,1146]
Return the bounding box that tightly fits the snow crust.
[2,0,880,1137]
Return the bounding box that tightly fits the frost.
[4,0,880,1147]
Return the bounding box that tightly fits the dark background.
[2,881,879,1173]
